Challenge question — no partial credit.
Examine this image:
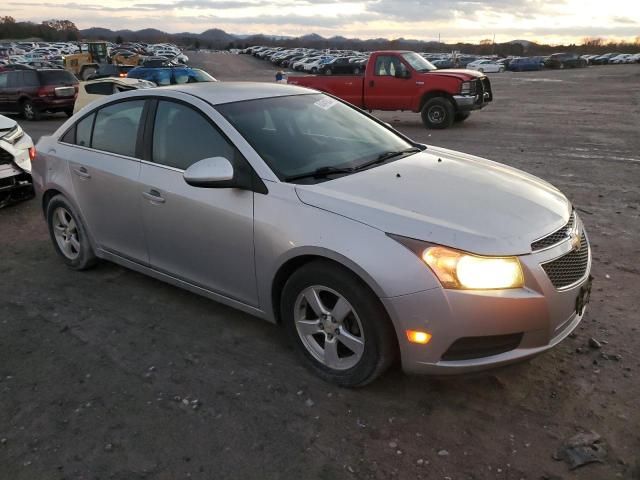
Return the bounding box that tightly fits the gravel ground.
[1,53,639,480]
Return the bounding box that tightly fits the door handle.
[369,80,375,88]
[142,189,165,204]
[72,166,91,179]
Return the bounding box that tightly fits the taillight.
[37,86,55,97]
[29,146,36,161]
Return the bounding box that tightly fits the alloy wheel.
[294,285,365,370]
[52,207,81,260]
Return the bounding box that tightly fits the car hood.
[295,146,571,256]
[425,69,484,80]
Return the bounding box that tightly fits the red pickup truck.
[287,51,492,129]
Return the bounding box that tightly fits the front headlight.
[422,246,524,290]
[388,234,524,290]
[1,124,24,144]
[460,80,476,95]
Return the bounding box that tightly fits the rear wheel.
[324,68,332,75]
[281,261,396,387]
[46,195,97,270]
[22,100,41,121]
[499,66,505,72]
[311,67,318,73]
[421,97,455,129]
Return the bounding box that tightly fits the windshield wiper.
[354,147,421,171]
[284,165,355,182]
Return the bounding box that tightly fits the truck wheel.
[421,98,455,129]
[81,67,97,80]
[454,111,471,122]
[22,100,41,121]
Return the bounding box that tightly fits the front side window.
[374,55,404,76]
[151,100,234,170]
[92,100,145,157]
[217,94,413,181]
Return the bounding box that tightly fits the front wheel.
[421,97,455,129]
[46,195,97,270]
[281,261,397,387]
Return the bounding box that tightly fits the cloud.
[365,0,565,21]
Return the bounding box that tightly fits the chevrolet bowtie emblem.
[570,231,581,251]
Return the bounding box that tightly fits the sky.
[7,0,640,44]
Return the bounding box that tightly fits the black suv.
[0,68,78,120]
[544,53,588,69]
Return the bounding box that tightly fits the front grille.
[541,234,590,289]
[479,77,493,102]
[0,147,14,165]
[441,333,523,361]
[532,212,576,251]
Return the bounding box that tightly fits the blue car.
[127,66,217,86]
[508,57,544,72]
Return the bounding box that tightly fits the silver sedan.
[33,83,592,386]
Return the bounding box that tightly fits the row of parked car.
[0,40,190,72]
[245,44,640,75]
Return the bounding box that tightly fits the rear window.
[38,70,78,86]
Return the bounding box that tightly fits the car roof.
[160,81,314,105]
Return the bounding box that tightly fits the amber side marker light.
[406,330,432,345]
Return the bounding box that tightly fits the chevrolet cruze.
[33,83,592,386]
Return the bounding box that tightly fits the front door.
[65,99,148,263]
[365,55,418,111]
[139,99,257,306]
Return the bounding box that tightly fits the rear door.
[364,54,418,111]
[63,99,148,262]
[139,98,257,305]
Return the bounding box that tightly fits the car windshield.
[216,94,414,182]
[401,52,436,72]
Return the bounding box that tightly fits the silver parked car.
[33,83,592,386]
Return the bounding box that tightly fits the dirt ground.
[1,53,639,480]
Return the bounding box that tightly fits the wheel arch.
[270,249,387,324]
[419,91,456,112]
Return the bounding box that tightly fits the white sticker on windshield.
[314,97,338,110]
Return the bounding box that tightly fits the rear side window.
[22,70,39,86]
[76,113,94,147]
[84,82,114,95]
[0,73,7,88]
[38,70,77,86]
[92,100,145,157]
[151,100,233,170]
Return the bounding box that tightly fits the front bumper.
[453,76,493,112]
[383,234,591,375]
[0,137,34,206]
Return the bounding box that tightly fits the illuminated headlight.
[460,81,476,95]
[422,246,524,290]
[1,124,24,144]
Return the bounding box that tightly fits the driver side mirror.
[184,157,235,188]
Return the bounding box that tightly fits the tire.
[499,66,505,72]
[454,111,471,122]
[353,67,360,75]
[324,68,332,75]
[281,260,397,387]
[64,108,74,118]
[22,100,41,121]
[311,67,317,73]
[421,97,455,129]
[81,67,97,81]
[46,195,97,270]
